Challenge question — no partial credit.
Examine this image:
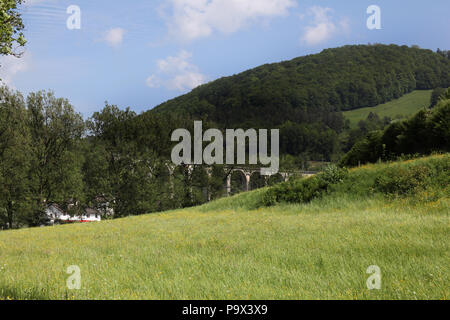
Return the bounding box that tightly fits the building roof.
[47,204,66,214]
[84,208,100,216]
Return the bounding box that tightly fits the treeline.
[0,88,229,229]
[2,45,450,228]
[84,105,229,218]
[340,88,450,167]
[0,88,84,228]
[150,44,450,161]
[154,45,450,126]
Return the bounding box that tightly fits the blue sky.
[1,0,449,117]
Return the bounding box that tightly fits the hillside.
[116,45,450,164]
[1,154,448,300]
[152,44,450,129]
[341,90,450,166]
[343,90,432,128]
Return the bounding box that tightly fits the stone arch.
[267,173,285,186]
[190,166,209,205]
[250,171,266,190]
[207,165,227,199]
[153,162,172,180]
[230,170,247,195]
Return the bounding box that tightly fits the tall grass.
[343,90,432,127]
[0,155,448,300]
[263,154,450,207]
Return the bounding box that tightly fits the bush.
[374,165,430,196]
[317,165,348,186]
[262,165,348,206]
[341,92,450,167]
[262,155,449,207]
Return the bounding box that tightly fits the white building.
[45,204,101,224]
[81,208,102,222]
[93,196,115,218]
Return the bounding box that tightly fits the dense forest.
[153,44,450,123]
[340,88,450,167]
[1,44,449,229]
[0,89,234,229]
[152,44,450,161]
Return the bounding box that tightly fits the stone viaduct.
[166,163,317,196]
[223,167,317,195]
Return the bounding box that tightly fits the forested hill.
[152,44,450,129]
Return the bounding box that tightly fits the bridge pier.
[245,173,251,192]
[174,164,315,197]
[226,174,232,196]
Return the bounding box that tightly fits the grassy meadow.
[0,155,448,300]
[343,90,432,128]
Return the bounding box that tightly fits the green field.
[0,155,448,300]
[343,90,432,128]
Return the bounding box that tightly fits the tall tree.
[27,91,85,225]
[0,86,31,229]
[430,88,446,108]
[0,0,26,57]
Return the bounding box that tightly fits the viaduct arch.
[165,163,316,196]
[224,167,316,195]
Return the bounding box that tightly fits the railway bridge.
[166,163,317,196]
[223,167,317,195]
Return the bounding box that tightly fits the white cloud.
[146,75,161,88]
[169,72,205,91]
[0,53,30,88]
[23,0,53,6]
[22,0,61,9]
[163,0,296,42]
[146,50,206,92]
[103,28,125,47]
[301,6,348,46]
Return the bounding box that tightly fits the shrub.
[262,165,348,206]
[374,165,430,196]
[317,165,348,186]
[262,156,449,207]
